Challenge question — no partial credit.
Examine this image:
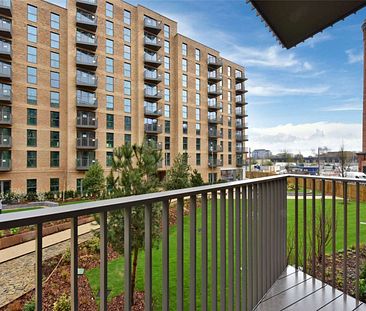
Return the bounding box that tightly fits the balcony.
[235,83,247,95]
[144,70,162,84]
[76,51,98,70]
[208,129,223,139]
[0,61,11,81]
[76,71,98,89]
[144,17,162,34]
[209,144,223,153]
[76,136,98,149]
[144,106,163,118]
[208,115,223,124]
[235,95,246,106]
[0,40,11,60]
[236,133,249,142]
[236,145,249,153]
[207,71,223,84]
[76,30,97,51]
[0,86,11,103]
[235,71,247,82]
[208,85,222,98]
[0,0,12,17]
[76,95,97,109]
[0,134,11,148]
[0,17,11,38]
[76,114,98,129]
[144,52,162,67]
[76,0,97,13]
[144,123,162,134]
[236,121,248,129]
[144,35,162,51]
[0,157,10,171]
[76,157,95,170]
[0,107,11,125]
[208,100,222,111]
[208,158,223,167]
[236,158,245,167]
[235,108,246,117]
[144,88,162,102]
[76,10,98,31]
[207,56,223,70]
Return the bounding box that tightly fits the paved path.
[0,222,99,308]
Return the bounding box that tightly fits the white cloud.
[346,49,363,64]
[248,122,361,155]
[303,33,333,48]
[320,102,362,112]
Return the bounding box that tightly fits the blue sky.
[51,0,365,155]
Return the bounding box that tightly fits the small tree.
[83,161,105,198]
[339,144,351,177]
[190,169,204,187]
[164,153,191,190]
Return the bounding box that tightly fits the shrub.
[83,236,100,254]
[10,227,20,235]
[26,192,38,202]
[53,294,71,311]
[360,278,366,300]
[23,300,35,311]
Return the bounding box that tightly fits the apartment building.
[0,0,248,194]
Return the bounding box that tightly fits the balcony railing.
[208,100,222,111]
[76,95,97,109]
[76,31,97,50]
[76,137,98,149]
[76,0,97,13]
[0,134,11,148]
[235,95,246,106]
[208,115,223,124]
[208,158,223,167]
[0,0,12,17]
[144,106,163,118]
[236,145,249,153]
[235,83,246,94]
[208,129,223,139]
[144,35,162,51]
[236,134,249,142]
[0,86,11,103]
[207,71,223,83]
[0,61,11,81]
[76,116,98,129]
[144,17,162,34]
[76,157,95,170]
[0,157,10,170]
[209,144,223,153]
[76,52,98,70]
[144,52,162,67]
[235,71,247,82]
[144,88,162,101]
[76,72,98,89]
[144,123,162,134]
[207,56,223,69]
[235,108,246,117]
[0,40,11,59]
[208,85,223,97]
[144,71,162,83]
[76,10,98,31]
[0,17,11,38]
[0,108,11,125]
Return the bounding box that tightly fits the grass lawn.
[2,206,42,213]
[86,198,366,308]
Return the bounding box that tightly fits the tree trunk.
[131,246,139,305]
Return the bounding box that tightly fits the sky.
[50,0,365,156]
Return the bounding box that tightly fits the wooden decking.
[255,266,366,311]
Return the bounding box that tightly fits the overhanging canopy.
[247,0,366,49]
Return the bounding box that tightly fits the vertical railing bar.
[321,179,326,283]
[247,185,253,310]
[264,182,268,291]
[283,178,288,271]
[295,177,299,269]
[259,183,264,298]
[211,191,218,311]
[235,187,241,311]
[70,218,78,311]
[145,204,152,311]
[177,198,184,311]
[241,186,248,311]
[201,193,208,311]
[270,181,274,286]
[331,180,336,288]
[35,223,43,311]
[190,195,197,311]
[228,188,234,311]
[220,189,227,310]
[253,184,258,305]
[303,178,307,273]
[124,207,132,310]
[162,201,169,311]
[343,182,348,293]
[273,180,278,280]
[356,182,360,302]
[312,178,316,277]
[100,212,108,311]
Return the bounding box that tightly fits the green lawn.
[86,198,366,308]
[2,206,42,213]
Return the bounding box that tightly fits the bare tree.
[339,144,351,177]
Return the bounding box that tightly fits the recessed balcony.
[76,52,98,70]
[208,145,223,153]
[208,101,222,111]
[236,134,249,142]
[235,95,246,106]
[208,129,223,139]
[0,86,11,104]
[235,71,247,82]
[207,71,222,84]
[76,30,97,51]
[76,114,98,129]
[144,17,162,35]
[208,158,223,168]
[144,88,162,102]
[144,123,162,134]
[208,115,223,124]
[144,71,162,84]
[76,10,98,31]
[76,95,97,109]
[0,134,11,148]
[0,157,10,171]
[0,17,11,39]
[0,0,12,17]
[0,107,11,125]
[0,40,11,60]
[76,136,98,149]
[76,0,97,13]
[76,157,96,170]
[0,61,11,82]
[76,71,98,90]
[144,106,163,118]
[235,108,246,117]
[235,83,247,95]
[236,145,249,153]
[144,35,162,51]
[207,56,223,70]
[208,85,222,98]
[236,158,245,167]
[144,52,162,68]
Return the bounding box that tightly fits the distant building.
[252,149,272,160]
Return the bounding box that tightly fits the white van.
[344,172,366,179]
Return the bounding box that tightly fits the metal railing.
[76,10,98,25]
[76,52,98,66]
[0,175,288,311]
[76,116,97,128]
[144,17,162,29]
[144,53,162,64]
[0,40,11,55]
[76,137,97,149]
[76,31,97,45]
[0,17,11,32]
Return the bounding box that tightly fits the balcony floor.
[255,266,366,311]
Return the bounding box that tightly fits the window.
[165,120,170,133]
[195,93,200,106]
[196,138,200,150]
[106,133,114,148]
[164,72,170,86]
[182,43,187,56]
[195,48,200,61]
[27,151,37,168]
[27,5,37,22]
[196,123,200,135]
[182,74,187,88]
[50,52,59,68]
[164,104,170,118]
[27,129,37,147]
[106,2,114,18]
[196,153,201,166]
[124,45,131,60]
[124,116,131,131]
[124,134,131,144]
[228,91,232,102]
[195,108,200,121]
[106,95,114,110]
[164,88,170,102]
[165,137,170,150]
[228,141,232,152]
[27,25,37,43]
[27,179,37,193]
[228,154,232,165]
[50,92,59,108]
[27,108,37,125]
[124,27,131,43]
[182,59,187,72]
[164,56,170,70]
[228,103,232,115]
[50,71,60,88]
[27,67,37,84]
[50,32,59,49]
[124,98,131,113]
[106,39,114,54]
[228,129,232,139]
[106,20,114,36]
[195,78,200,91]
[27,88,37,105]
[106,76,114,92]
[228,66,232,76]
[228,116,232,127]
[183,137,188,150]
[106,114,114,129]
[124,10,131,25]
[182,105,188,119]
[50,13,60,30]
[104,152,113,167]
[164,40,170,54]
[50,111,59,127]
[182,90,188,103]
[124,80,131,95]
[106,57,114,73]
[164,24,170,38]
[27,46,37,63]
[50,178,59,192]
[124,63,131,77]
[195,64,200,76]
[165,152,170,166]
[76,178,83,193]
[50,151,59,167]
[50,131,59,147]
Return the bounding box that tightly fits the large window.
[164,24,170,38]
[50,32,59,49]
[182,105,188,119]
[50,111,59,128]
[182,74,187,88]
[27,179,37,194]
[164,40,170,54]
[182,43,187,56]
[195,78,200,91]
[195,48,200,61]
[164,104,170,118]
[27,129,37,147]
[124,116,131,131]
[50,52,59,68]
[106,76,114,92]
[106,39,114,54]
[27,151,37,168]
[124,27,131,43]
[27,25,37,43]
[124,80,131,96]
[195,108,200,121]
[124,98,131,113]
[106,95,114,110]
[195,64,200,76]
[124,10,131,25]
[164,72,170,86]
[106,57,114,73]
[196,153,201,166]
[182,59,187,72]
[50,151,59,167]
[27,5,37,22]
[27,46,37,63]
[50,13,60,30]
[106,152,113,167]
[50,131,59,147]
[106,133,114,148]
[183,137,188,150]
[27,108,37,125]
[124,63,131,78]
[50,178,59,192]
[164,88,170,102]
[106,2,114,18]
[164,56,170,70]
[27,67,37,84]
[196,138,200,150]
[124,45,131,60]
[165,120,170,133]
[106,20,114,36]
[182,90,187,103]
[106,114,114,129]
[50,71,60,88]
[27,88,37,105]
[50,91,60,108]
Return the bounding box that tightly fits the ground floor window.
[0,180,10,194]
[50,178,59,192]
[27,179,37,194]
[208,173,217,184]
[76,178,83,194]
